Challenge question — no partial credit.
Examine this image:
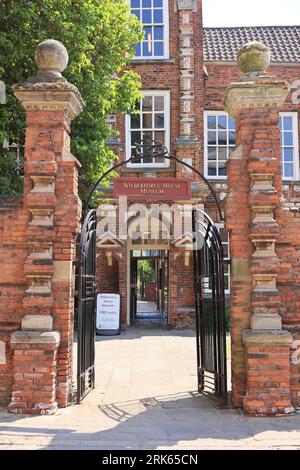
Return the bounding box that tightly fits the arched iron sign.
[76,141,227,403]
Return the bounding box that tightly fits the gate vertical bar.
[77,209,97,403]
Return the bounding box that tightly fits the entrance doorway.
[130,249,169,326]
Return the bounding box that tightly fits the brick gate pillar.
[224,42,294,415]
[8,40,83,414]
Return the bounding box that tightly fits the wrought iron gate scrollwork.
[192,210,227,401]
[77,209,97,403]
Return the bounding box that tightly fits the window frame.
[204,110,236,180]
[126,90,171,168]
[129,0,170,60]
[280,112,300,182]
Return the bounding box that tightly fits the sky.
[203,0,300,27]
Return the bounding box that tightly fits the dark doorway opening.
[130,249,169,326]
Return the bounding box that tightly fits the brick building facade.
[0,0,300,416]
[96,1,300,331]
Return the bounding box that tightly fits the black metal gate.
[192,209,227,401]
[75,141,226,404]
[77,209,97,403]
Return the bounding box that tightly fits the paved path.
[136,301,158,313]
[0,327,300,450]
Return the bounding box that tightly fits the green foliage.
[138,260,155,284]
[0,0,143,199]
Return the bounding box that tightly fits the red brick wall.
[144,282,156,302]
[276,205,300,408]
[96,252,119,294]
[0,198,27,405]
[169,249,195,328]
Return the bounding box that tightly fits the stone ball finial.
[35,39,69,77]
[237,41,271,75]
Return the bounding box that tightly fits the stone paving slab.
[1,327,300,450]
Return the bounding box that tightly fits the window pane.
[154,113,164,128]
[153,140,165,163]
[142,131,153,144]
[154,41,164,56]
[219,227,228,245]
[218,115,227,130]
[284,163,294,178]
[154,26,163,40]
[131,9,140,19]
[143,41,152,56]
[131,131,141,146]
[208,147,216,160]
[131,0,140,7]
[142,0,151,6]
[207,116,216,129]
[153,9,163,23]
[218,147,227,160]
[218,131,227,145]
[283,147,293,162]
[229,131,236,145]
[143,113,152,129]
[134,43,141,57]
[144,26,152,41]
[283,132,293,146]
[218,162,227,176]
[224,267,229,291]
[142,96,152,111]
[154,131,164,145]
[208,166,217,176]
[142,9,152,23]
[223,243,229,258]
[228,117,236,130]
[208,131,216,145]
[131,114,140,129]
[283,116,293,130]
[154,96,164,111]
[153,0,162,6]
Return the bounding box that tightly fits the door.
[192,210,227,401]
[77,209,97,403]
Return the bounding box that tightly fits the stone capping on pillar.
[12,39,84,121]
[224,79,291,117]
[224,41,290,117]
